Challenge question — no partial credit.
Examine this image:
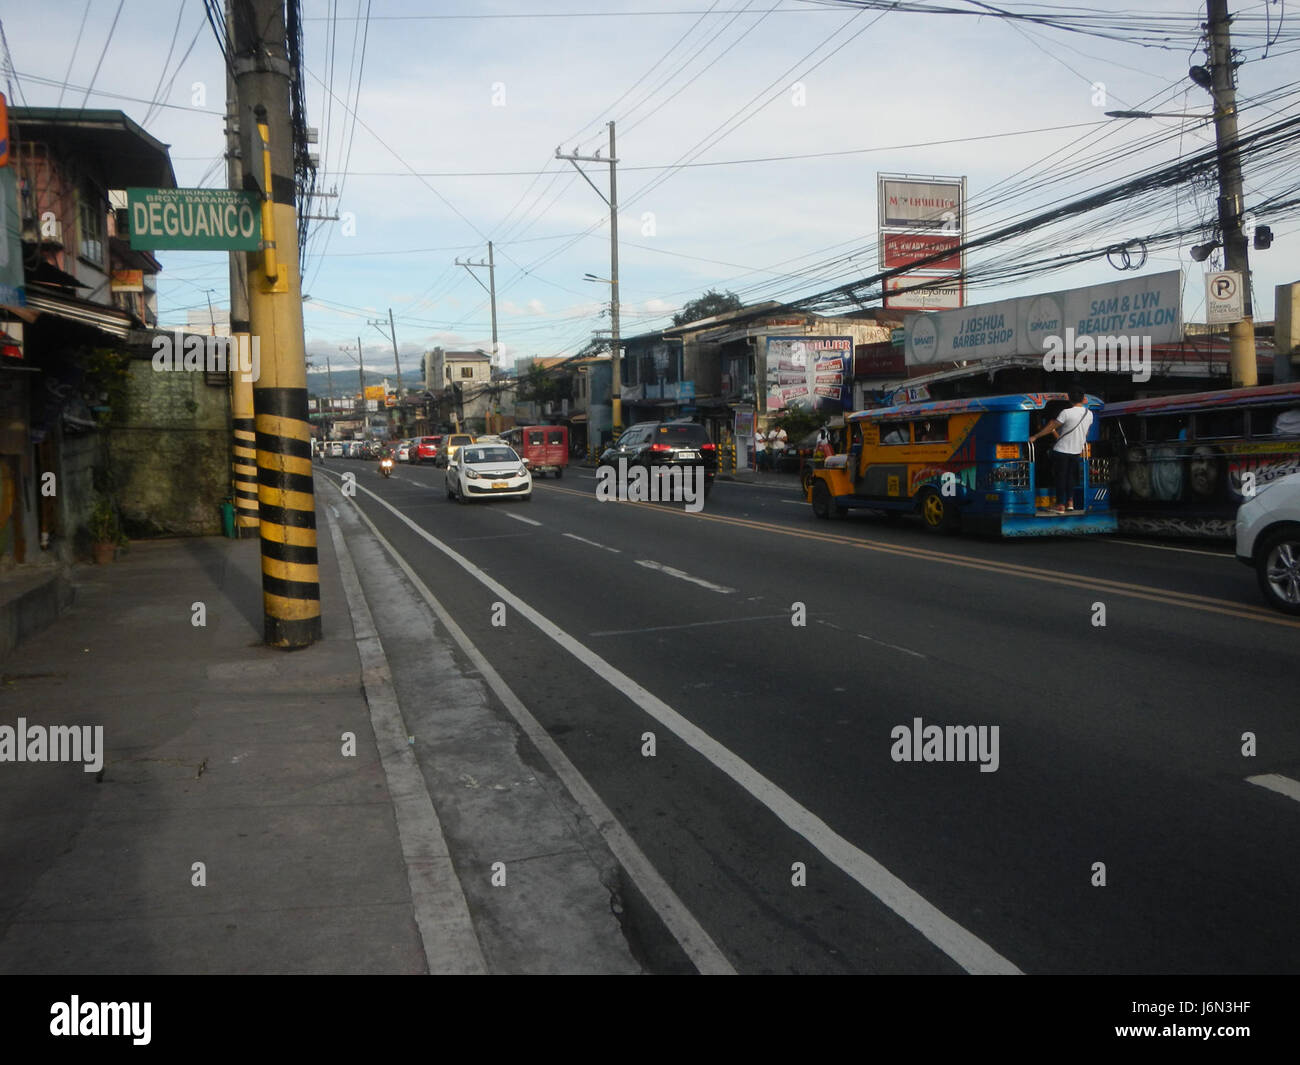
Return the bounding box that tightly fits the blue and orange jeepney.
[805,392,1116,536]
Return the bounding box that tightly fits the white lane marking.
[1246,774,1300,803]
[323,504,487,975]
[780,500,805,505]
[505,512,542,527]
[591,614,798,638]
[1102,539,1232,559]
[636,559,736,595]
[563,532,621,553]
[345,477,1021,975]
[334,483,734,976]
[818,619,926,659]
[452,533,533,542]
[856,632,927,660]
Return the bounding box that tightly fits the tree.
[672,288,743,327]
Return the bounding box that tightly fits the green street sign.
[127,187,262,251]
[890,328,905,348]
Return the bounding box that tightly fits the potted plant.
[88,498,120,564]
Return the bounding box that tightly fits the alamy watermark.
[1042,327,1151,383]
[152,330,260,383]
[890,716,999,773]
[0,718,104,773]
[50,997,150,1045]
[595,458,707,513]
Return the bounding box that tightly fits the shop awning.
[23,285,138,339]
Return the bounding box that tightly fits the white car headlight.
[465,468,480,479]
[516,467,528,477]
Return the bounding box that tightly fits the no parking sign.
[1206,271,1244,324]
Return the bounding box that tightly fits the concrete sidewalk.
[0,519,478,974]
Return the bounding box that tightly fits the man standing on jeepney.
[1029,389,1093,513]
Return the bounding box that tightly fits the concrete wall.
[107,359,229,536]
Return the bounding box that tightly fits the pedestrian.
[755,431,768,471]
[769,424,788,470]
[814,427,834,460]
[1029,389,1094,513]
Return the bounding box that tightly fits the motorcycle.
[380,457,394,478]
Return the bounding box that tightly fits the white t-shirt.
[1053,406,1093,455]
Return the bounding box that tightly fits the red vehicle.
[415,435,443,464]
[507,425,569,478]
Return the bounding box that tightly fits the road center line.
[636,559,736,594]
[1246,774,1300,803]
[563,532,621,553]
[591,614,797,638]
[504,512,542,527]
[343,475,1022,976]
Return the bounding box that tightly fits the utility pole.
[324,352,335,432]
[367,311,404,435]
[454,242,499,366]
[1207,0,1257,387]
[557,122,621,435]
[232,0,321,647]
[388,307,402,400]
[224,0,257,535]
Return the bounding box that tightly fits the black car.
[598,420,717,496]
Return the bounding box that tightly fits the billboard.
[879,178,962,231]
[765,336,852,412]
[879,175,965,312]
[884,274,963,311]
[882,232,961,271]
[903,270,1183,366]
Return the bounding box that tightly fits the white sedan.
[446,444,532,503]
[1235,470,1300,614]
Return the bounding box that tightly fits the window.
[528,430,544,445]
[460,366,474,378]
[547,430,564,445]
[1252,404,1300,438]
[1194,409,1245,440]
[78,186,105,265]
[1145,414,1189,442]
[915,418,948,443]
[657,423,706,445]
[881,422,910,445]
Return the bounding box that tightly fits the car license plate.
[492,481,508,489]
[678,450,698,460]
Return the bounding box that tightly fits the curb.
[0,567,75,660]
[324,498,489,975]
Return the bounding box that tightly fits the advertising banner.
[885,274,963,311]
[903,270,1183,366]
[0,166,24,307]
[765,336,852,411]
[879,178,962,231]
[882,232,961,271]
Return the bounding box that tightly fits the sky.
[5,0,1300,385]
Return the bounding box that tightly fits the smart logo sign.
[903,269,1183,367]
[127,187,262,251]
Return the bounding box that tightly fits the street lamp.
[1104,109,1213,120]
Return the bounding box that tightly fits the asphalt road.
[321,456,1300,975]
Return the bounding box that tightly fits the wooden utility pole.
[1207,0,1257,387]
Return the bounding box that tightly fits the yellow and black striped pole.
[226,58,258,534]
[230,335,259,533]
[235,3,321,648]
